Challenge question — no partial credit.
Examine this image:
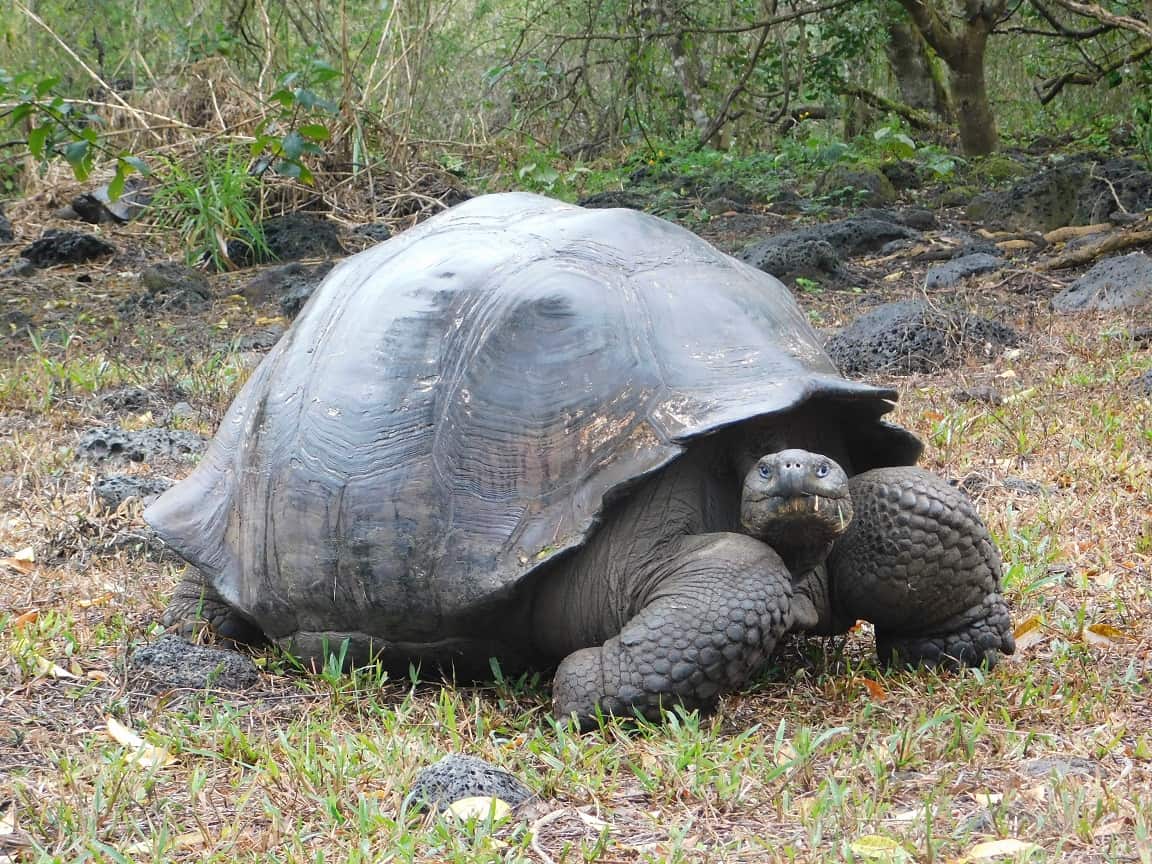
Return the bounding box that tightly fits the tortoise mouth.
[741,491,854,547]
[762,493,852,526]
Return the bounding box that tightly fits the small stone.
[353,222,392,243]
[129,634,261,692]
[99,386,155,411]
[1,258,37,278]
[95,474,174,509]
[924,253,1003,290]
[76,426,206,464]
[952,385,1002,405]
[1051,252,1152,312]
[407,754,533,814]
[139,261,212,310]
[21,230,116,266]
[166,401,197,421]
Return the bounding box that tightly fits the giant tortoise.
[145,192,1014,725]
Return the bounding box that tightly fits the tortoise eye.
[815,462,830,478]
[758,463,772,479]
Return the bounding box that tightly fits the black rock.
[99,386,156,411]
[1051,252,1152,312]
[741,237,849,284]
[128,634,261,692]
[227,212,345,267]
[22,230,116,266]
[76,426,206,464]
[924,253,1004,290]
[139,261,212,310]
[578,190,655,211]
[69,178,151,224]
[95,474,174,509]
[1134,369,1152,396]
[826,300,1020,375]
[1,258,37,277]
[242,261,334,318]
[407,754,534,814]
[353,223,392,243]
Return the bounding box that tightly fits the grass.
[2,220,1151,864]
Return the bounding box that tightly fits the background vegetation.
[2,0,1152,227]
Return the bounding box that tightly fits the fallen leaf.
[882,270,904,282]
[972,792,1003,807]
[33,655,81,680]
[105,717,175,768]
[849,834,910,861]
[11,610,39,629]
[1,547,35,574]
[77,593,115,608]
[123,411,154,430]
[857,678,888,701]
[1082,623,1132,648]
[1011,616,1046,652]
[445,796,511,821]
[960,838,1042,861]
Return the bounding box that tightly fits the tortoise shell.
[145,192,920,641]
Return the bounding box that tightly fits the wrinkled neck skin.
[723,412,852,634]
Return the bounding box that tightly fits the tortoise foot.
[551,533,790,729]
[877,593,1015,669]
[829,466,1014,668]
[163,570,265,646]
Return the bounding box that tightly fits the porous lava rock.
[407,754,534,814]
[1051,252,1152,312]
[825,300,1019,375]
[95,474,174,509]
[129,635,261,691]
[924,253,1004,289]
[22,230,115,266]
[76,427,206,464]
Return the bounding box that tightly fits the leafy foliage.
[149,148,268,271]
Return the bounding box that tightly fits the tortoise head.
[740,449,853,555]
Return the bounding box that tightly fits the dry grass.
[1,221,1151,864]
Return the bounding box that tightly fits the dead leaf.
[849,834,910,861]
[959,838,1042,861]
[1082,623,1132,648]
[445,796,512,821]
[972,792,1004,807]
[121,411,154,431]
[105,717,174,768]
[76,593,115,608]
[1011,616,1047,652]
[11,610,39,629]
[996,239,1037,252]
[33,655,81,680]
[857,678,888,701]
[1,547,35,574]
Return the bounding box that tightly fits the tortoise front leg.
[550,533,792,728]
[828,466,1015,668]
[163,568,266,646]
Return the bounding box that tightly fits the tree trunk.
[893,0,1007,156]
[885,18,953,121]
[950,47,998,154]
